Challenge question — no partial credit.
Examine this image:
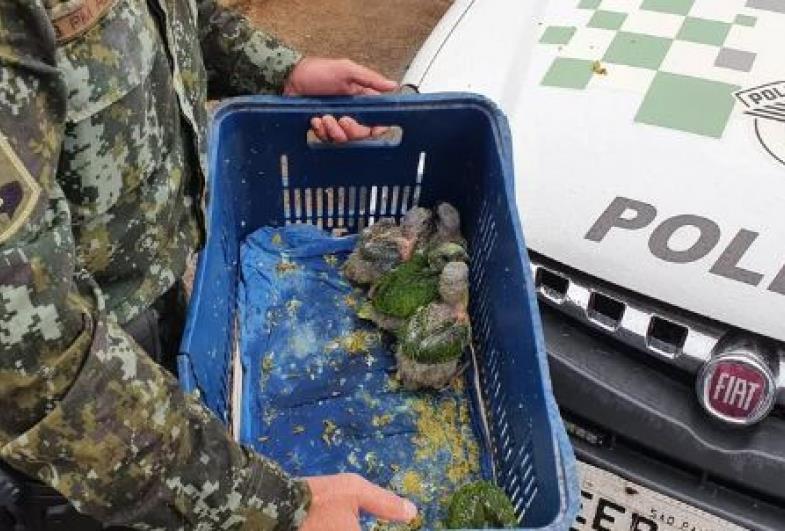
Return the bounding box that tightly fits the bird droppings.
[592,60,608,75]
[262,408,279,426]
[285,298,302,318]
[347,451,360,468]
[322,420,339,446]
[364,451,380,473]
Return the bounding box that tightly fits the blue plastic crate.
[179,94,579,530]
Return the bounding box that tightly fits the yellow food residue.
[276,260,299,275]
[271,233,283,245]
[323,254,339,267]
[325,330,380,355]
[358,389,381,409]
[262,354,274,374]
[385,376,402,392]
[372,414,394,428]
[411,397,481,485]
[370,516,423,531]
[401,470,425,498]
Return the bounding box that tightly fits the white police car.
[404,0,785,529]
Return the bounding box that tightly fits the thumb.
[346,61,398,93]
[354,477,418,522]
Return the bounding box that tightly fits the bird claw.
[436,361,471,391]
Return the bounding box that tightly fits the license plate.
[572,462,747,531]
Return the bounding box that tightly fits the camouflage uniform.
[0,0,311,528]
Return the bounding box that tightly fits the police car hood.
[405,0,785,342]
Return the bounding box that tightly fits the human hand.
[284,57,397,97]
[284,58,397,143]
[309,115,390,143]
[299,473,418,531]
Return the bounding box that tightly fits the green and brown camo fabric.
[0,0,309,528]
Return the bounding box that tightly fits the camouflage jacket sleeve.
[0,3,310,530]
[198,0,302,98]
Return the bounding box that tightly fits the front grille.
[564,412,785,514]
[529,253,785,409]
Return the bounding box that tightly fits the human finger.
[310,117,328,142]
[322,114,349,143]
[338,116,373,140]
[346,61,398,93]
[354,476,417,522]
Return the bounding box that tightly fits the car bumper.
[541,305,785,531]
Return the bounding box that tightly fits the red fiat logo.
[708,362,766,418]
[699,355,776,425]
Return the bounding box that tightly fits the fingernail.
[403,500,418,520]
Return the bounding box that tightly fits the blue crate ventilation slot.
[279,155,424,232]
[180,94,579,530]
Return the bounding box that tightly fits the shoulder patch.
[47,0,119,44]
[0,134,41,245]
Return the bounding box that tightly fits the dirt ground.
[224,0,454,81]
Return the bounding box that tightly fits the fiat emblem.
[697,353,776,426]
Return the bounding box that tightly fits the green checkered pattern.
[538,0,772,138]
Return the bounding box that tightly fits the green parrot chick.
[343,219,402,285]
[400,206,435,260]
[438,261,470,317]
[343,207,433,286]
[396,262,471,390]
[445,481,518,529]
[427,242,469,273]
[370,254,440,319]
[429,202,467,250]
[356,301,407,333]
